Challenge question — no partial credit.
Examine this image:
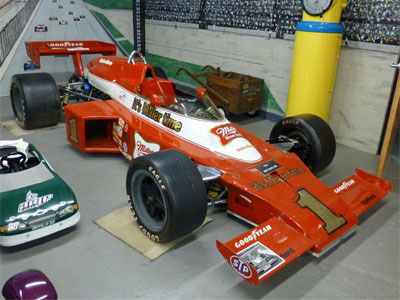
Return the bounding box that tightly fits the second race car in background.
[34,25,47,32]
[23,60,39,71]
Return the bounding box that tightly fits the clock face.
[302,0,334,16]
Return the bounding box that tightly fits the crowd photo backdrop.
[145,0,400,45]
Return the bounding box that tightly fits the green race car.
[0,139,80,246]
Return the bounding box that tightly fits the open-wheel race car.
[23,60,39,71]
[0,139,80,247]
[34,25,47,32]
[9,40,392,284]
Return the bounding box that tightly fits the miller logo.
[211,125,243,146]
[18,191,54,213]
[134,132,160,158]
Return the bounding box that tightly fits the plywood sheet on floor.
[1,120,64,136]
[94,205,212,260]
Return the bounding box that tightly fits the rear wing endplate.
[25,40,116,77]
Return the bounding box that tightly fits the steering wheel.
[0,151,26,172]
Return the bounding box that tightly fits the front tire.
[270,114,336,174]
[126,149,207,243]
[10,73,60,130]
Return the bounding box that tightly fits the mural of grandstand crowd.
[145,0,400,46]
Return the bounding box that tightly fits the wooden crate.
[206,72,264,115]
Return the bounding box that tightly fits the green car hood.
[0,163,77,227]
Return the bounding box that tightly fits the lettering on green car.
[18,191,54,213]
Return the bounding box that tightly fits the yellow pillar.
[286,0,348,121]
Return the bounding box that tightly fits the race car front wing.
[217,168,392,284]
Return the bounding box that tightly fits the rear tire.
[126,149,207,243]
[270,114,336,174]
[10,73,60,130]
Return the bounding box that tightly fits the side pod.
[65,101,120,153]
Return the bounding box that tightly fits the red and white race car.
[34,25,47,32]
[9,40,392,285]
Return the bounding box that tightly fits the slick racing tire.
[126,149,207,243]
[10,73,60,130]
[270,114,336,174]
[153,66,168,80]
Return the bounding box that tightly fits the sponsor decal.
[118,126,123,137]
[120,147,132,161]
[230,256,252,278]
[250,167,305,192]
[280,247,295,259]
[334,179,355,194]
[282,119,299,126]
[32,219,55,230]
[123,142,128,153]
[112,123,119,138]
[7,201,73,222]
[237,242,285,279]
[361,194,377,205]
[7,222,19,232]
[18,191,53,213]
[47,42,84,47]
[67,47,89,51]
[134,132,160,158]
[236,145,253,152]
[118,118,125,127]
[211,125,243,146]
[235,225,272,249]
[124,123,129,132]
[122,132,130,142]
[132,98,183,132]
[256,160,281,175]
[99,58,113,65]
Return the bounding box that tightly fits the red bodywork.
[25,41,392,284]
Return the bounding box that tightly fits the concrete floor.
[0,94,399,299]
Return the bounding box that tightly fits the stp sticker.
[134,132,160,158]
[230,256,252,278]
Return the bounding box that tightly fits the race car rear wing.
[25,41,116,77]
